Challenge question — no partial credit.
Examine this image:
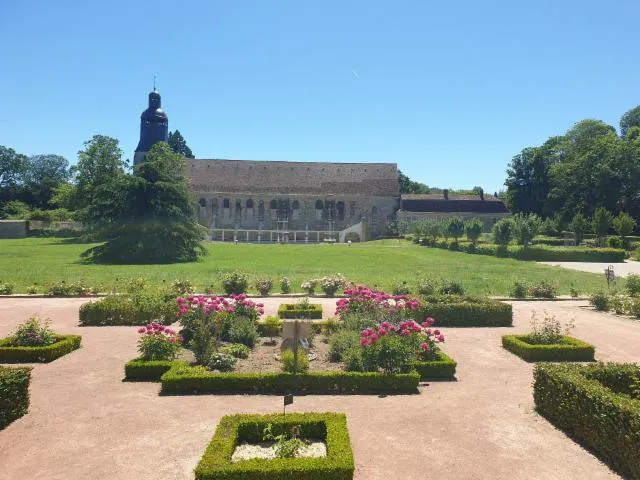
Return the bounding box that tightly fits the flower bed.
[0,366,32,430]
[414,296,513,327]
[278,303,323,319]
[79,293,176,326]
[124,358,187,381]
[534,363,640,479]
[195,412,354,480]
[413,351,457,380]
[502,334,595,362]
[0,335,82,363]
[160,364,419,395]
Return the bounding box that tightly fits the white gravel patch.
[231,441,327,462]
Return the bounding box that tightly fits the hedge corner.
[502,335,595,362]
[0,366,32,430]
[413,351,457,380]
[0,335,82,363]
[195,412,354,480]
[278,303,324,320]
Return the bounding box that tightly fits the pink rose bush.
[137,322,182,361]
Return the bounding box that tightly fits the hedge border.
[0,335,82,363]
[534,363,640,479]
[78,296,174,326]
[413,351,457,380]
[278,303,323,320]
[414,298,513,327]
[160,364,420,395]
[124,358,187,381]
[195,412,354,480]
[502,335,595,362]
[0,366,32,430]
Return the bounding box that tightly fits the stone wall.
[0,220,28,238]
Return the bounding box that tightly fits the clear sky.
[1,0,639,193]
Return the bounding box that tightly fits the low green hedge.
[413,351,456,380]
[0,366,32,430]
[124,358,187,381]
[161,364,420,395]
[414,296,513,327]
[79,294,175,326]
[196,412,354,480]
[534,363,640,479]
[0,335,82,363]
[502,335,595,362]
[278,303,323,319]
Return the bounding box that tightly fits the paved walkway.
[1,298,638,480]
[538,259,640,278]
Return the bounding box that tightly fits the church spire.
[134,86,169,165]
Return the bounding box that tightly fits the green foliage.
[533,363,640,479]
[277,303,323,319]
[81,142,205,264]
[416,278,437,295]
[527,280,558,299]
[589,291,611,311]
[137,329,181,361]
[509,280,528,299]
[170,279,194,295]
[280,349,310,373]
[0,282,13,295]
[46,280,92,296]
[328,330,360,362]
[254,277,273,295]
[22,154,72,209]
[0,335,81,363]
[262,423,307,458]
[26,285,38,295]
[541,215,562,236]
[464,218,484,244]
[79,292,176,326]
[161,364,420,395]
[437,279,465,296]
[413,351,457,380]
[260,315,282,341]
[167,130,195,158]
[528,312,573,344]
[124,358,185,381]
[391,281,411,295]
[208,352,237,372]
[353,335,416,374]
[414,296,513,327]
[398,170,430,194]
[446,217,466,242]
[0,367,31,430]
[512,245,625,262]
[569,213,589,245]
[194,413,354,480]
[319,275,346,297]
[279,277,292,294]
[512,213,542,246]
[592,207,614,245]
[620,104,640,137]
[608,236,622,249]
[492,217,514,246]
[626,274,640,296]
[8,315,56,346]
[613,212,636,239]
[221,271,249,295]
[220,343,250,359]
[502,335,594,362]
[0,145,28,189]
[225,316,258,347]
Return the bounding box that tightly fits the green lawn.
[0,238,609,295]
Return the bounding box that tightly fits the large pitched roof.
[400,193,509,213]
[187,159,399,196]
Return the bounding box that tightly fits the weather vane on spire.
[153,75,156,92]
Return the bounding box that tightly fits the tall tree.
[620,105,640,138]
[0,146,28,189]
[168,130,195,158]
[398,170,430,194]
[82,142,205,264]
[22,154,71,208]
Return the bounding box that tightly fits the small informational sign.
[284,393,294,406]
[282,321,311,340]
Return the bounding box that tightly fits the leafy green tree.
[569,213,589,245]
[168,130,195,159]
[492,217,514,246]
[512,213,541,247]
[465,218,484,244]
[541,214,562,236]
[423,220,442,243]
[22,154,71,208]
[612,212,636,244]
[0,146,28,189]
[592,207,613,246]
[398,170,430,194]
[446,217,465,243]
[620,105,640,138]
[82,142,205,264]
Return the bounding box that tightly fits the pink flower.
[437,334,445,342]
[401,329,410,336]
[360,337,368,346]
[370,333,379,343]
[434,329,440,336]
[424,317,435,326]
[137,327,145,334]
[420,342,430,351]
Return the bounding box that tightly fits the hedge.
[124,358,187,381]
[414,296,513,327]
[0,335,81,363]
[534,363,640,479]
[278,303,323,320]
[79,294,174,326]
[502,335,595,362]
[413,351,456,380]
[0,367,32,430]
[160,364,420,395]
[195,412,354,480]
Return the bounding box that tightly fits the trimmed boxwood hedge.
[0,366,32,430]
[413,296,513,327]
[124,358,187,381]
[534,363,640,479]
[278,303,323,320]
[195,412,354,480]
[0,335,81,363]
[502,335,595,362]
[413,351,457,380]
[79,294,175,326]
[160,364,420,395]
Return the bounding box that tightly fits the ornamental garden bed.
[534,363,640,479]
[502,335,595,362]
[0,366,32,430]
[413,351,457,380]
[415,295,513,327]
[277,303,323,319]
[195,412,354,480]
[0,335,82,363]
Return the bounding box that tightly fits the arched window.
[270,199,278,210]
[199,198,206,207]
[292,200,299,210]
[246,199,254,208]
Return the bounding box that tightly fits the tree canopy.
[168,130,195,158]
[398,170,430,194]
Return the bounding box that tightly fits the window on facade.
[246,199,254,208]
[337,201,345,221]
[350,201,356,218]
[292,200,300,220]
[270,199,277,210]
[223,199,230,208]
[315,200,323,220]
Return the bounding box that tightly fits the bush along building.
[133,89,509,242]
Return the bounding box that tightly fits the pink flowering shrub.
[137,323,182,361]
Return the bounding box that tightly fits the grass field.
[0,238,610,295]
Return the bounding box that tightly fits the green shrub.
[0,366,32,430]
[569,285,579,298]
[124,358,186,381]
[626,274,640,296]
[194,413,354,480]
[137,324,182,361]
[161,364,420,395]
[502,335,594,362]
[328,330,361,362]
[0,282,14,295]
[170,279,194,295]
[208,352,237,372]
[280,349,309,373]
[509,281,528,299]
[392,281,411,295]
[413,350,457,380]
[221,271,249,295]
[0,335,82,363]
[350,335,416,374]
[437,279,465,296]
[414,296,513,327]
[511,245,625,263]
[26,285,38,295]
[416,278,437,295]
[322,317,339,335]
[277,303,323,319]
[225,316,258,347]
[259,315,282,341]
[534,363,640,479]
[589,291,611,311]
[279,277,292,294]
[628,298,640,319]
[608,236,622,249]
[254,277,273,296]
[46,280,92,296]
[79,292,175,326]
[527,280,558,299]
[8,315,56,346]
[319,275,346,297]
[220,343,251,359]
[341,347,364,372]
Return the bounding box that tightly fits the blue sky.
[1,0,639,193]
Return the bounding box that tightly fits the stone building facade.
[187,159,399,239]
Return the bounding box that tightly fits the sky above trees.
[1,0,639,193]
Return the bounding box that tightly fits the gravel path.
[538,259,640,278]
[0,297,637,479]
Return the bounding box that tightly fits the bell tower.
[134,83,169,165]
